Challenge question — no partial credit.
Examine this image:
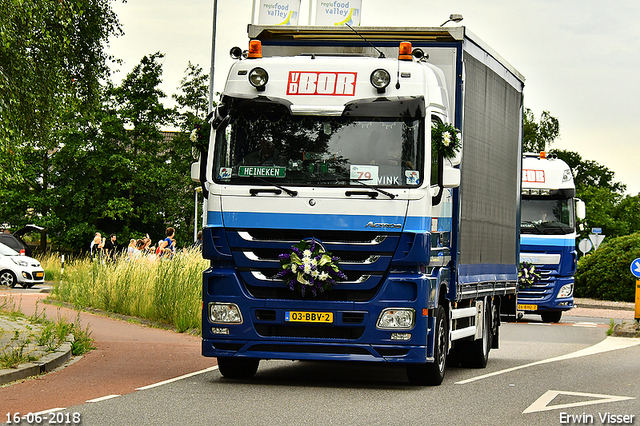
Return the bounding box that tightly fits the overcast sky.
[107,0,640,196]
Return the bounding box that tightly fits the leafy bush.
[575,233,640,301]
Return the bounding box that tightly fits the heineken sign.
[239,166,286,178]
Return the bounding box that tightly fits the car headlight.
[557,283,574,298]
[209,302,243,324]
[11,258,29,267]
[376,308,415,330]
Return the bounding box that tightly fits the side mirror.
[442,166,460,188]
[191,158,201,183]
[575,199,586,220]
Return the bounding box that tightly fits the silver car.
[0,242,45,288]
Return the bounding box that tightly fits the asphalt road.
[2,285,639,426]
[47,319,640,426]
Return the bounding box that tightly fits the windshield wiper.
[318,178,397,199]
[350,179,396,199]
[250,178,298,197]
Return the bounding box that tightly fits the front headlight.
[557,283,574,298]
[209,303,243,324]
[376,308,415,330]
[11,258,29,267]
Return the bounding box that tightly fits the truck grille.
[518,270,555,300]
[226,228,401,301]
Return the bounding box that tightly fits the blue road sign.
[631,258,640,278]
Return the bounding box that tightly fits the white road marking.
[33,408,66,416]
[86,394,121,403]
[135,365,219,391]
[573,322,598,327]
[456,336,640,385]
[523,390,635,413]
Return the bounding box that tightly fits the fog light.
[209,303,243,324]
[391,333,412,341]
[557,284,573,298]
[249,67,268,91]
[376,308,415,329]
[211,327,230,335]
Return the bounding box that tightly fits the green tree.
[552,149,629,239]
[522,108,560,153]
[0,0,123,250]
[171,62,210,243]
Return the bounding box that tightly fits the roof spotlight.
[370,69,390,93]
[229,46,243,60]
[249,67,269,91]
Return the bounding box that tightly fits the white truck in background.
[519,152,586,322]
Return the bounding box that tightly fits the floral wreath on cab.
[431,121,461,159]
[273,239,348,297]
[518,261,541,288]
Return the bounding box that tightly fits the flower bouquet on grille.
[274,239,347,297]
[518,261,541,289]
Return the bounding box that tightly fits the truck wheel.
[467,299,492,368]
[406,305,448,386]
[217,357,260,379]
[0,270,17,288]
[541,311,562,323]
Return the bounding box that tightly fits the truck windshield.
[521,197,575,235]
[212,99,424,188]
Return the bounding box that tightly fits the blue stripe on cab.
[212,211,406,231]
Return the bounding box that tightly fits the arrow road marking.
[523,390,635,414]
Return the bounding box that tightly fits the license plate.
[34,272,44,279]
[518,304,538,311]
[285,311,333,323]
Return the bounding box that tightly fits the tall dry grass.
[47,250,207,333]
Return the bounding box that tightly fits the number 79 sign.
[350,165,378,183]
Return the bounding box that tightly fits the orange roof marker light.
[399,42,413,61]
[248,40,262,59]
[540,151,547,159]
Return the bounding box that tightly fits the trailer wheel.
[541,311,562,323]
[406,305,448,386]
[217,357,260,379]
[467,298,492,368]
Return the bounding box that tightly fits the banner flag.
[314,0,362,26]
[256,0,302,25]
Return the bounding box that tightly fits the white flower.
[303,264,312,274]
[190,128,198,143]
[319,272,329,281]
[442,131,451,146]
[303,249,312,258]
[311,270,319,278]
[291,263,297,273]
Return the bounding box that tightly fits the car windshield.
[521,198,575,235]
[0,242,19,256]
[213,98,425,188]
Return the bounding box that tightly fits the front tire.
[0,270,17,288]
[541,311,562,323]
[217,357,260,379]
[407,305,448,386]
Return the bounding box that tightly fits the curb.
[0,338,74,386]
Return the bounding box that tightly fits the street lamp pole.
[208,0,218,114]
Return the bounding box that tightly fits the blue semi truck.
[518,152,586,323]
[192,25,524,385]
